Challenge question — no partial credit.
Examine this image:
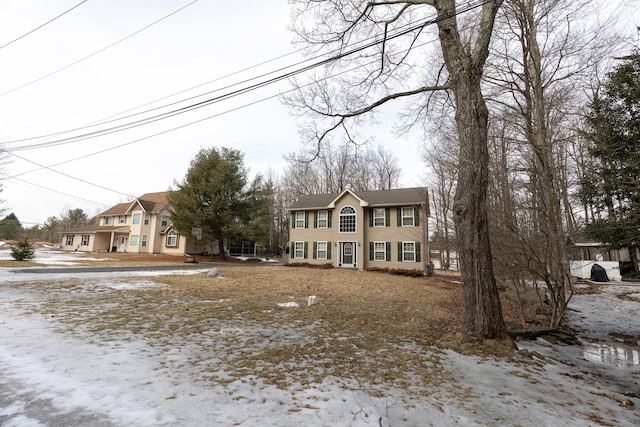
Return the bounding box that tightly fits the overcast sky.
[0,1,638,227]
[0,0,426,227]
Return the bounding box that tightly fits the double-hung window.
[81,234,90,246]
[401,207,415,226]
[373,208,386,227]
[294,241,305,259]
[141,235,148,247]
[104,216,112,225]
[402,242,416,262]
[316,210,328,228]
[144,214,150,225]
[161,215,169,228]
[66,235,74,246]
[167,230,178,247]
[374,241,387,261]
[119,215,126,224]
[316,241,328,259]
[295,212,306,228]
[130,235,139,247]
[132,213,141,225]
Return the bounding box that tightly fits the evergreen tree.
[169,147,268,258]
[0,213,23,240]
[582,54,640,265]
[61,208,89,229]
[11,239,35,261]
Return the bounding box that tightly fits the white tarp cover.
[570,260,621,281]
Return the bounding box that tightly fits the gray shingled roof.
[288,187,428,210]
[99,202,131,217]
[134,191,170,213]
[98,192,170,217]
[62,224,130,234]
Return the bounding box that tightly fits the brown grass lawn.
[10,252,520,390]
[35,266,465,389]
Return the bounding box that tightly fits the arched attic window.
[339,206,356,233]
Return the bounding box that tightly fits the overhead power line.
[2,4,431,147]
[0,0,200,98]
[0,171,106,207]
[5,34,441,186]
[4,0,489,153]
[3,3,433,148]
[3,0,489,203]
[0,0,89,51]
[6,151,135,198]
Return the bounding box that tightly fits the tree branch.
[325,84,450,119]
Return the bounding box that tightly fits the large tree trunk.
[452,76,507,338]
[218,238,226,260]
[436,0,507,339]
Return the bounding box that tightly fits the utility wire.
[2,4,432,146]
[9,35,440,181]
[0,171,106,206]
[0,0,199,98]
[6,151,135,198]
[4,0,487,152]
[3,0,488,202]
[0,0,89,51]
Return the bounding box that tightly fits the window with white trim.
[374,241,386,261]
[130,235,139,246]
[402,207,415,226]
[373,208,386,227]
[167,230,178,247]
[316,241,328,259]
[132,213,141,225]
[402,241,416,262]
[104,216,112,225]
[316,210,328,228]
[141,235,148,247]
[81,234,90,246]
[339,206,356,233]
[295,212,306,228]
[66,235,74,246]
[119,215,126,224]
[144,214,150,225]
[161,215,168,228]
[294,241,305,259]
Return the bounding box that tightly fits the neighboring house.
[566,233,630,281]
[61,192,189,255]
[566,233,631,263]
[287,187,429,271]
[430,245,459,271]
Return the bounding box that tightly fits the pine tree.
[582,54,640,268]
[11,239,35,261]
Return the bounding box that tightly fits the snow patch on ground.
[277,301,300,308]
[0,248,111,265]
[0,250,638,426]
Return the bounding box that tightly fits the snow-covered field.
[0,250,638,426]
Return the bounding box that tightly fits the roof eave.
[328,188,369,208]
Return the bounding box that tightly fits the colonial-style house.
[61,192,188,255]
[287,187,429,271]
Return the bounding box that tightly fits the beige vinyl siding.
[289,197,427,271]
[363,206,425,270]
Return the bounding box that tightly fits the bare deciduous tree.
[485,0,624,327]
[286,0,507,339]
[283,142,401,195]
[422,121,458,270]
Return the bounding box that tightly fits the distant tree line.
[0,208,93,243]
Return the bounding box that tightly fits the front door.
[340,242,356,268]
[117,236,127,252]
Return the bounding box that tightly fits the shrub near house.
[287,188,429,272]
